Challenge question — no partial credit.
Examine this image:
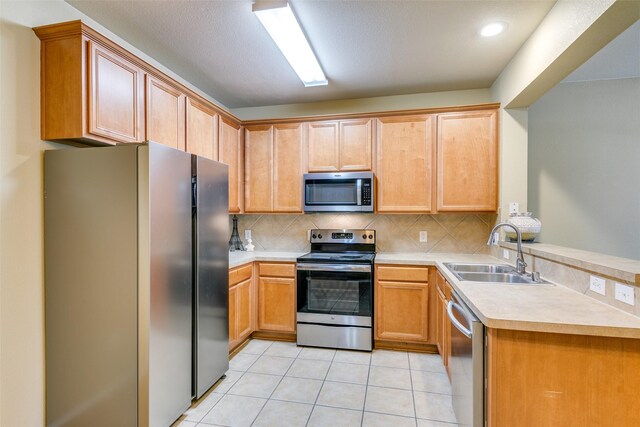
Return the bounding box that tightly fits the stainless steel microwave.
[303,172,374,212]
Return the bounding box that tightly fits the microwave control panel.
[362,181,372,206]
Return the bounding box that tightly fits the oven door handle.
[296,263,372,273]
[447,300,473,339]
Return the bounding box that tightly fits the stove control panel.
[310,229,375,244]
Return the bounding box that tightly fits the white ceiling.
[564,19,640,83]
[67,0,555,108]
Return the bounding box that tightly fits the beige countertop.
[229,250,640,338]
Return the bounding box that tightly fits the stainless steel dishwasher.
[447,289,485,427]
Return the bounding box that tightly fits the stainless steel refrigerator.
[44,142,229,427]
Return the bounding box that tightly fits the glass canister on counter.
[505,212,542,242]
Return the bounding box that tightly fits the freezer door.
[193,155,229,398]
[140,143,193,427]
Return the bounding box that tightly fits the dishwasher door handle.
[447,300,473,339]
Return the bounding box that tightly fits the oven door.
[296,263,372,323]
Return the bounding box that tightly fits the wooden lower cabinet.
[229,264,254,351]
[257,262,296,333]
[486,328,640,427]
[375,265,430,343]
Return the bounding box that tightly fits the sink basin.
[444,263,513,273]
[444,263,552,285]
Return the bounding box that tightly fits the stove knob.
[318,234,323,239]
[362,234,367,239]
[312,234,317,239]
[368,234,373,239]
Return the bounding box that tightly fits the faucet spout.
[487,222,527,275]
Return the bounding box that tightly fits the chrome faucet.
[487,223,527,275]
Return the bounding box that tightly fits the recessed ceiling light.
[253,1,328,87]
[480,22,507,37]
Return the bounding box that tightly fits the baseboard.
[374,340,439,354]
[251,330,297,342]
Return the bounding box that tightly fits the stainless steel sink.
[444,263,551,285]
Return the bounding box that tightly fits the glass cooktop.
[297,252,375,264]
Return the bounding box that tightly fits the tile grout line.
[408,352,419,424]
[359,348,373,427]
[305,346,338,427]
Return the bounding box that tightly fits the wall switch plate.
[419,231,428,243]
[503,249,509,260]
[244,230,252,240]
[589,276,606,296]
[615,283,635,306]
[509,202,519,214]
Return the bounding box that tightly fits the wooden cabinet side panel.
[228,286,238,350]
[258,277,296,332]
[236,279,253,342]
[41,36,85,140]
[273,123,304,212]
[339,119,372,171]
[219,119,243,213]
[145,75,185,150]
[244,126,274,212]
[376,115,435,212]
[437,110,498,211]
[375,280,429,342]
[186,98,218,160]
[88,41,144,143]
[487,329,640,427]
[307,121,339,172]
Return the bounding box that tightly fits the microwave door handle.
[447,300,473,338]
[356,179,362,205]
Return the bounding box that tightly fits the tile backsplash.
[229,213,498,254]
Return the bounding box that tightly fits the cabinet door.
[229,285,238,350]
[236,278,253,342]
[307,121,339,172]
[186,98,218,160]
[376,115,435,212]
[258,277,295,332]
[375,280,429,342]
[273,123,304,212]
[219,118,243,213]
[88,41,144,143]
[244,125,273,212]
[436,286,446,361]
[437,110,498,211]
[339,119,372,171]
[146,75,185,150]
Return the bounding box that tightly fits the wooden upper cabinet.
[376,115,435,212]
[437,110,498,211]
[219,118,244,213]
[186,98,218,161]
[307,119,372,172]
[88,42,145,143]
[244,125,274,212]
[273,123,304,212]
[307,121,339,172]
[145,75,185,150]
[339,119,372,171]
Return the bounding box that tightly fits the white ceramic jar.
[505,212,542,242]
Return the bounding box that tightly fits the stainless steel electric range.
[296,229,375,351]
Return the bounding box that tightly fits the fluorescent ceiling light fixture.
[480,22,507,37]
[253,1,328,87]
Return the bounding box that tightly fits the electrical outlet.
[419,231,428,243]
[589,276,606,296]
[615,283,635,306]
[244,230,252,240]
[509,202,519,214]
[503,249,509,260]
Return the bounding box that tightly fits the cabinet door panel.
[274,123,304,212]
[258,277,295,332]
[375,280,429,342]
[376,115,435,212]
[146,75,185,150]
[186,98,218,160]
[88,41,143,143]
[219,119,243,213]
[437,110,498,211]
[339,119,372,171]
[236,279,252,341]
[229,285,238,350]
[307,121,339,172]
[245,126,273,212]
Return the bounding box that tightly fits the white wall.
[528,78,640,259]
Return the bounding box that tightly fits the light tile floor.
[178,339,457,427]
